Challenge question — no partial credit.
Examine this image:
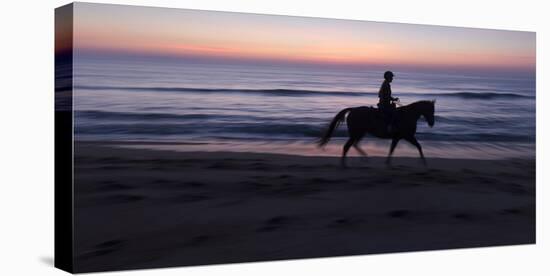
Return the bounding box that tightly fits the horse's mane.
[360,100,434,112]
[397,100,434,111]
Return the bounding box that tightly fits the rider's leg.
[387,110,395,134]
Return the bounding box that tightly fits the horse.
[318,100,435,167]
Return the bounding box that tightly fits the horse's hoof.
[421,159,428,167]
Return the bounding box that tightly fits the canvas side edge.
[54,2,75,273]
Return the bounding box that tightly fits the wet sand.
[73,142,535,273]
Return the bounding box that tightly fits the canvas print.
[55,2,536,273]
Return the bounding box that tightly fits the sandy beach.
[73,142,535,272]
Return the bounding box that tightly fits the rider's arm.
[386,83,399,101]
[385,83,398,102]
[379,82,391,101]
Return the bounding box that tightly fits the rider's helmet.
[384,71,394,80]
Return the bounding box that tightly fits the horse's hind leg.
[341,137,355,168]
[353,138,368,158]
[405,136,426,166]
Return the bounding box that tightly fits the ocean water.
[72,55,535,159]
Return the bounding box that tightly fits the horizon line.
[70,48,536,76]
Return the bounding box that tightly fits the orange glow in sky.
[72,3,536,71]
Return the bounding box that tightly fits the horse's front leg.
[385,138,400,165]
[405,136,426,166]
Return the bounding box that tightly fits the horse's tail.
[317,107,352,148]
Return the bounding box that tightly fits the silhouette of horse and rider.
[318,71,436,167]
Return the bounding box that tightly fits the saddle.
[355,105,395,119]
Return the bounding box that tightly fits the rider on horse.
[378,71,399,133]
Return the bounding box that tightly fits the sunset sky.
[71,2,535,72]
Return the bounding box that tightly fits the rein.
[394,99,403,107]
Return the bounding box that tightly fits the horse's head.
[422,100,436,127]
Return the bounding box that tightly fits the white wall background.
[0,0,547,275]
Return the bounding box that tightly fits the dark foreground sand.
[73,143,535,272]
